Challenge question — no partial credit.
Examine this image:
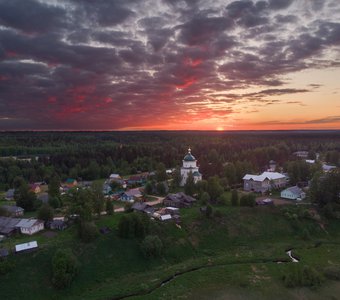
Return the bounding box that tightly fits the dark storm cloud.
[225,0,269,27]
[0,0,65,33]
[178,16,233,45]
[69,0,134,27]
[268,0,293,10]
[0,0,339,129]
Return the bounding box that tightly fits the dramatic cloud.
[0,0,339,130]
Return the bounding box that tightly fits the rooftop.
[183,147,196,161]
[243,172,286,182]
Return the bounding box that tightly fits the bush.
[124,202,133,213]
[140,235,163,258]
[106,199,114,215]
[78,221,98,242]
[205,204,213,218]
[199,192,210,205]
[217,193,229,206]
[37,204,54,222]
[51,249,78,289]
[213,209,223,218]
[324,265,340,281]
[118,213,150,239]
[282,264,323,288]
[240,193,256,207]
[231,189,239,206]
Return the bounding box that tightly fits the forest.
[0,130,339,191]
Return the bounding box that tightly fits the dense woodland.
[0,131,339,191]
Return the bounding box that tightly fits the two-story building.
[243,172,287,193]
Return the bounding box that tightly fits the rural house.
[120,188,143,202]
[15,219,44,235]
[163,192,196,208]
[281,186,306,200]
[1,205,24,217]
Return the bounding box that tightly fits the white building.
[281,186,306,200]
[243,172,287,193]
[15,219,44,235]
[322,164,336,172]
[180,148,202,186]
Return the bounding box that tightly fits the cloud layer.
[0,0,340,130]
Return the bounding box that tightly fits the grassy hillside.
[1,205,340,300]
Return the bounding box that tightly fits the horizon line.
[1,129,340,133]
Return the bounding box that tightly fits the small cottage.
[281,186,306,200]
[15,219,44,235]
[1,205,24,217]
[163,192,196,208]
[120,188,142,202]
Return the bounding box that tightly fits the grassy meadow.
[1,203,340,300]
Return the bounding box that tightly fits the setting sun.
[216,127,224,131]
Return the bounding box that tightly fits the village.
[0,131,339,299]
[0,146,338,258]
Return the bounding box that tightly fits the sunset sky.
[0,0,340,131]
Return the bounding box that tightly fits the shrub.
[205,204,213,218]
[231,189,239,206]
[78,221,98,242]
[140,235,163,258]
[118,213,150,239]
[106,199,114,215]
[37,204,54,222]
[282,264,323,288]
[124,202,133,213]
[51,249,78,289]
[324,265,340,281]
[213,209,223,218]
[240,193,256,207]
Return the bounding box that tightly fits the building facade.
[243,172,287,193]
[281,186,306,200]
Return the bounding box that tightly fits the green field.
[1,204,340,300]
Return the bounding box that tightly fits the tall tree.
[207,176,224,201]
[106,199,114,215]
[184,171,195,196]
[37,204,54,222]
[231,189,239,206]
[15,183,37,211]
[91,181,105,217]
[156,163,167,182]
[171,167,182,189]
[48,175,61,198]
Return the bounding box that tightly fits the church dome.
[183,148,196,161]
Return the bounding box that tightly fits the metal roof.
[243,172,286,182]
[15,241,38,252]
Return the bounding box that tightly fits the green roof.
[184,153,195,161]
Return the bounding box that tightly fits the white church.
[180,148,202,186]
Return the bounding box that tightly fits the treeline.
[0,131,339,190]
